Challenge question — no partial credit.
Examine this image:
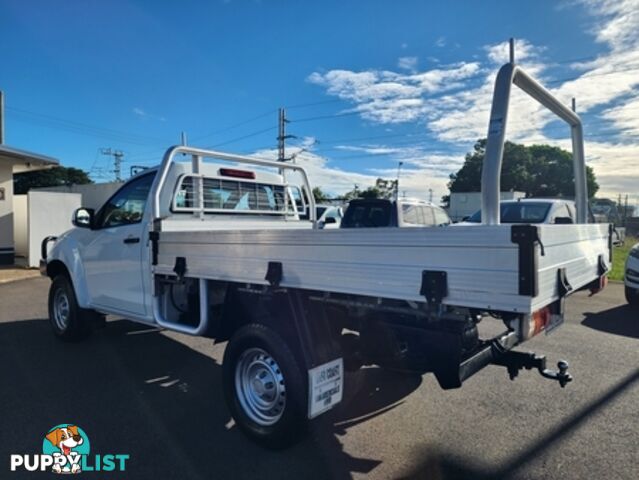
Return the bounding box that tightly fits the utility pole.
[277,108,295,162]
[100,148,124,182]
[624,194,629,226]
[396,161,403,200]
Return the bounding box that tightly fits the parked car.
[316,204,343,228]
[624,243,639,307]
[461,198,583,225]
[340,198,450,228]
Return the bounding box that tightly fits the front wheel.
[48,275,95,341]
[625,286,639,307]
[222,324,307,449]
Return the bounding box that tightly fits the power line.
[206,125,277,149]
[190,108,277,142]
[5,106,167,145]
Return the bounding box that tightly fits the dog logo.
[10,424,128,473]
[43,424,90,474]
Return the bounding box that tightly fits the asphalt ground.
[0,277,637,479]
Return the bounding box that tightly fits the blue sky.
[1,0,638,204]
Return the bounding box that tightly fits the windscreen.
[341,201,392,228]
[467,202,551,223]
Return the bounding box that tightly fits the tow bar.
[493,350,573,388]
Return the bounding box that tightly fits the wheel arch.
[218,285,342,372]
[46,258,91,309]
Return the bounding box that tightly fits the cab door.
[82,173,155,316]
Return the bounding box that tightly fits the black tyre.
[625,286,639,307]
[48,275,94,341]
[222,323,307,449]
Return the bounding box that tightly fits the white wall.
[27,191,81,267]
[34,182,121,210]
[0,162,14,262]
[13,195,28,257]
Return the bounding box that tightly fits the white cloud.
[246,140,461,204]
[307,62,481,124]
[398,56,418,72]
[335,145,406,155]
[250,145,377,196]
[601,98,639,136]
[435,36,446,48]
[132,106,166,122]
[306,2,639,200]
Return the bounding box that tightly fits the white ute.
[41,62,612,448]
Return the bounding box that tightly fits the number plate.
[308,358,343,419]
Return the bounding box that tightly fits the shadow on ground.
[399,368,639,480]
[0,318,421,480]
[2,315,636,479]
[581,304,639,339]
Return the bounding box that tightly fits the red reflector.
[219,168,256,179]
[589,275,608,295]
[531,306,551,336]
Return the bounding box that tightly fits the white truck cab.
[44,162,308,322]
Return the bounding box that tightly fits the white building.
[0,144,59,265]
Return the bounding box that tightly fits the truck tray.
[152,222,610,315]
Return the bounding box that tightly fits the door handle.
[123,237,140,244]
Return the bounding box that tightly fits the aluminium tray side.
[152,223,610,315]
[533,223,610,310]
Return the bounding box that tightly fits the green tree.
[342,178,397,200]
[445,139,599,203]
[14,166,93,194]
[312,187,330,203]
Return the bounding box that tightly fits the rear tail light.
[530,306,551,337]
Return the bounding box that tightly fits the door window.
[433,207,451,225]
[95,173,155,228]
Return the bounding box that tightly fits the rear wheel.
[222,323,307,449]
[625,286,639,307]
[48,275,95,341]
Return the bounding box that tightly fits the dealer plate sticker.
[308,358,343,419]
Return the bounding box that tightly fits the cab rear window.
[174,175,291,213]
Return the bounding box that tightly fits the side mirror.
[324,217,337,225]
[72,208,95,229]
[554,216,573,225]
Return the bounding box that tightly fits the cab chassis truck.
[41,63,611,448]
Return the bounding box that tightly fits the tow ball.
[493,351,573,388]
